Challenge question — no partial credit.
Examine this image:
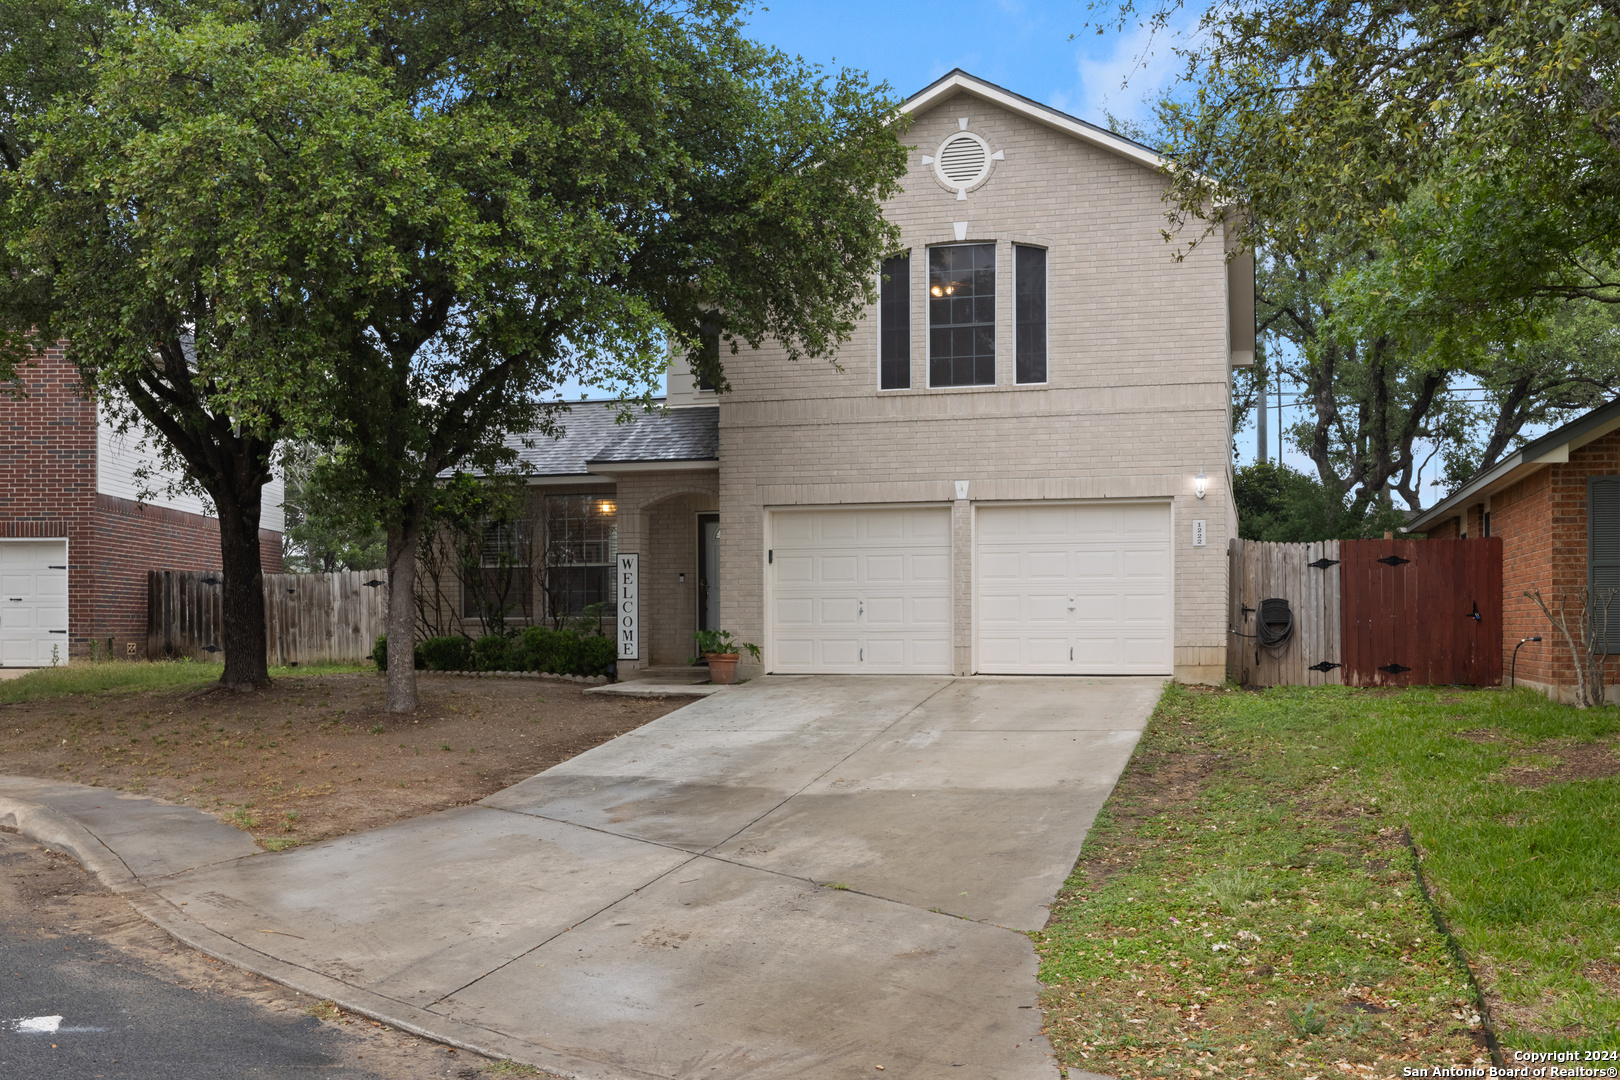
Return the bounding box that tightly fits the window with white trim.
[880,252,911,390]
[928,243,995,387]
[1015,245,1047,384]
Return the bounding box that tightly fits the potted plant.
[692,629,761,685]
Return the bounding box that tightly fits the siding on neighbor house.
[714,90,1236,679]
[1428,429,1620,698]
[1,346,283,660]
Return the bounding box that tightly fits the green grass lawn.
[0,660,374,704]
[1036,684,1619,1080]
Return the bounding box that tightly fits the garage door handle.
[49,629,67,634]
[858,599,864,618]
[7,598,20,602]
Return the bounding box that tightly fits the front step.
[622,664,708,684]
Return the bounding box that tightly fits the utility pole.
[1257,360,1269,463]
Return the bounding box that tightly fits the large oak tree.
[5,0,906,707]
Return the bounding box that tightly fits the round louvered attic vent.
[933,132,992,191]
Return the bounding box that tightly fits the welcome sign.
[617,553,639,661]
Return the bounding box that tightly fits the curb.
[0,791,659,1080]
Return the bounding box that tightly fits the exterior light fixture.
[1194,469,1208,500]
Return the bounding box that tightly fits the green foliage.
[0,659,369,704]
[283,444,387,573]
[471,634,513,672]
[692,628,762,661]
[1234,461,1410,541]
[418,636,473,672]
[1124,0,1620,320]
[371,635,424,672]
[512,626,615,677]
[1038,682,1620,1069]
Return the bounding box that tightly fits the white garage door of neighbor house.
[976,503,1172,675]
[0,540,69,667]
[770,507,953,674]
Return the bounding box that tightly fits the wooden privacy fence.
[1230,538,1502,687]
[148,569,389,666]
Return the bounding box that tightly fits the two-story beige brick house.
[459,70,1249,683]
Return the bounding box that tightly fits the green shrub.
[473,634,514,671]
[515,625,559,672]
[574,633,615,676]
[513,625,614,676]
[419,635,473,671]
[372,635,424,671]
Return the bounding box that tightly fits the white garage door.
[1,540,69,667]
[976,503,1171,674]
[770,507,952,674]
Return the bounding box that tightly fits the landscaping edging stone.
[417,670,610,685]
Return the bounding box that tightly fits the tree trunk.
[385,517,424,713]
[214,486,271,691]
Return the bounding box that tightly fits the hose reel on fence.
[1257,597,1295,657]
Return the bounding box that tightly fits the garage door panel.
[1025,551,1070,578]
[776,556,814,584]
[819,598,859,625]
[864,596,907,626]
[770,508,952,674]
[911,596,952,625]
[820,556,858,584]
[975,505,1170,675]
[864,554,906,583]
[775,598,814,625]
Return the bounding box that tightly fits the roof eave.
[583,459,720,475]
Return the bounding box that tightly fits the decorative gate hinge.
[199,576,221,586]
[1376,555,1410,567]
[1309,661,1341,672]
[1379,663,1411,674]
[1308,558,1339,569]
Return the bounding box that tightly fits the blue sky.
[744,0,1183,130]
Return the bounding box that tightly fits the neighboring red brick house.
[1,346,283,666]
[1410,398,1620,701]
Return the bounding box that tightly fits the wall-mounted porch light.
[1194,469,1208,500]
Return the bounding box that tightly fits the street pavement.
[0,675,1161,1079]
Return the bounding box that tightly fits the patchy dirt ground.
[0,828,542,1078]
[0,673,685,847]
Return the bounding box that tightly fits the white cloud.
[1065,10,1201,131]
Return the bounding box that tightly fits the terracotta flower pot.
[704,652,740,685]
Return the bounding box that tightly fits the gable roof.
[478,402,719,480]
[900,69,1165,172]
[1407,395,1620,531]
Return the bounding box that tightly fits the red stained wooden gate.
[1338,538,1502,687]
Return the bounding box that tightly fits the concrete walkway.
[0,675,1162,1079]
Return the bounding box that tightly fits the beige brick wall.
[714,89,1234,680]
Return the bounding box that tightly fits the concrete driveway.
[2,675,1162,1079]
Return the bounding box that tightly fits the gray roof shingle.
[489,402,718,477]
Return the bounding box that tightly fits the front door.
[698,515,720,632]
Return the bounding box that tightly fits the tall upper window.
[1015,245,1048,384]
[694,322,719,392]
[880,253,911,390]
[928,244,995,387]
